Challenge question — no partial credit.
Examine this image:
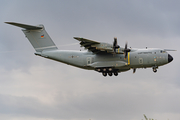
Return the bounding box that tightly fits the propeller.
[112,38,131,58]
[124,42,131,59]
[113,37,120,54]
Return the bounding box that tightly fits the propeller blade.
[124,42,131,59]
[113,37,117,47]
[125,42,127,50]
[113,37,120,54]
[124,52,127,59]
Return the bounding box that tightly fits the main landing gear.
[96,68,119,77]
[102,71,118,77]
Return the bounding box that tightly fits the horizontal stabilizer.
[164,49,176,51]
[5,22,42,30]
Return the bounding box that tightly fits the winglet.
[5,22,43,30]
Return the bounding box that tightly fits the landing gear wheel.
[108,72,113,76]
[114,72,118,76]
[153,68,157,73]
[102,72,107,77]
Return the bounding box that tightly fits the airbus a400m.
[6,22,174,77]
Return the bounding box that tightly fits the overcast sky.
[0,0,180,120]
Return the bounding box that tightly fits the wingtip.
[5,22,11,24]
[5,22,15,24]
[74,37,82,40]
[5,22,19,26]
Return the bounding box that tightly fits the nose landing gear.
[153,68,157,73]
[152,66,158,73]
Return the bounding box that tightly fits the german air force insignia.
[41,35,44,38]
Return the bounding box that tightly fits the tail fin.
[5,22,58,52]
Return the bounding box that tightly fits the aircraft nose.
[168,54,173,63]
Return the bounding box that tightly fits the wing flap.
[74,37,100,44]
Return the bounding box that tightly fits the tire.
[114,72,118,76]
[108,72,113,76]
[102,72,107,77]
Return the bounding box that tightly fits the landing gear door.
[139,58,143,64]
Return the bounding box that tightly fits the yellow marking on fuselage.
[118,48,119,54]
[128,52,130,65]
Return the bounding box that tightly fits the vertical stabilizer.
[5,22,58,52]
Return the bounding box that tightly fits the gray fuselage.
[35,48,172,73]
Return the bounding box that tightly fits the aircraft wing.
[74,37,116,54]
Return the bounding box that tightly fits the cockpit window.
[160,50,166,53]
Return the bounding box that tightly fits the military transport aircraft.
[5,22,175,77]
